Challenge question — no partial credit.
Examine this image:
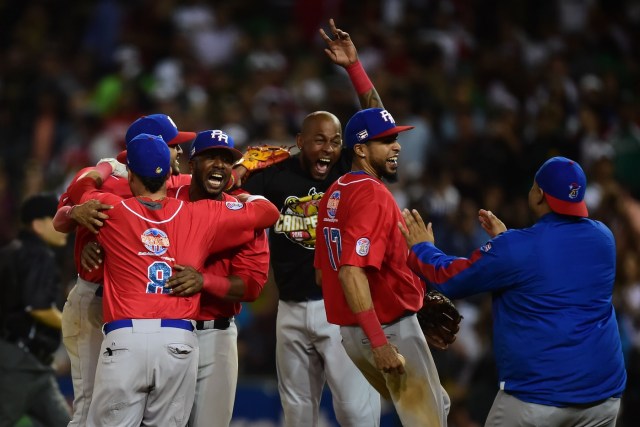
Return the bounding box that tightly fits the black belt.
[95,286,103,297]
[103,319,194,334]
[195,318,232,330]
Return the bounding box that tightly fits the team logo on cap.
[211,130,229,144]
[568,183,581,199]
[141,228,170,256]
[155,166,163,174]
[356,130,369,142]
[327,191,340,219]
[356,237,370,256]
[380,109,396,123]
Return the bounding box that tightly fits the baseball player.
[241,19,382,426]
[314,108,450,427]
[165,130,270,427]
[64,133,278,426]
[53,113,195,426]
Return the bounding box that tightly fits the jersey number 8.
[147,261,172,294]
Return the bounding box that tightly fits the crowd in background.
[1,0,639,425]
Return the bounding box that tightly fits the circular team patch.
[225,201,243,210]
[355,237,370,256]
[141,228,170,256]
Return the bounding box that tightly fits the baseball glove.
[417,290,463,349]
[226,145,292,190]
[237,145,291,173]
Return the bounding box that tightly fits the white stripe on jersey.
[174,185,188,199]
[336,176,380,187]
[121,199,184,223]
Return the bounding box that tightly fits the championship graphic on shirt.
[273,188,324,249]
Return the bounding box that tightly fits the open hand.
[398,209,434,248]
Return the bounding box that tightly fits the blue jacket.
[408,212,626,406]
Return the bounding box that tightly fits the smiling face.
[189,149,234,200]
[169,144,183,175]
[297,112,343,180]
[356,135,401,181]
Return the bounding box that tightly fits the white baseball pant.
[87,318,199,427]
[188,319,238,427]
[340,314,450,427]
[61,277,103,427]
[276,299,381,427]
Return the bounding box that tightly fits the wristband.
[66,205,76,220]
[95,162,113,182]
[346,61,373,95]
[202,273,231,298]
[355,308,387,348]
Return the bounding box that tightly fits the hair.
[20,193,59,225]
[137,174,168,193]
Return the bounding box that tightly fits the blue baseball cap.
[189,130,243,161]
[344,108,414,149]
[125,114,196,146]
[126,133,171,179]
[535,156,588,217]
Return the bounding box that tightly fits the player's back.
[97,196,257,322]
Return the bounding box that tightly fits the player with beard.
[314,108,450,427]
[164,130,270,427]
[242,19,382,427]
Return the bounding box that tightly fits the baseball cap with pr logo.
[118,114,196,163]
[344,108,414,149]
[189,130,243,161]
[126,134,171,179]
[535,156,588,217]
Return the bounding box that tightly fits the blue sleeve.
[407,232,520,299]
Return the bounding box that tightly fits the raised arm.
[320,18,383,109]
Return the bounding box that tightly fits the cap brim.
[544,193,588,217]
[116,150,127,164]
[191,146,243,162]
[167,131,197,146]
[368,125,415,142]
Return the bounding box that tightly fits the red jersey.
[170,185,270,319]
[314,171,424,325]
[69,178,274,322]
[58,171,192,284]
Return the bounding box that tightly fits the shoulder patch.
[327,190,340,219]
[355,237,370,256]
[480,242,492,252]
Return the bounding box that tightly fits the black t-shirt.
[243,153,351,301]
[0,231,61,355]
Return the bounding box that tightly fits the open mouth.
[387,156,398,167]
[207,172,224,187]
[315,158,331,175]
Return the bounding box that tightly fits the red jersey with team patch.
[314,171,424,325]
[170,185,270,319]
[58,171,192,284]
[68,178,274,322]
